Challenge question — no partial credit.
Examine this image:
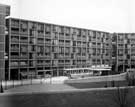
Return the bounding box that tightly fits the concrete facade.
[2,5,135,80]
[6,18,112,80]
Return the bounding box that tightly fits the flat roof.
[6,17,111,34]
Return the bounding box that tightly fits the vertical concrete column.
[0,5,10,80]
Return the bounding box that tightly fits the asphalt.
[1,83,135,95]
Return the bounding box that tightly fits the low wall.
[64,72,127,84]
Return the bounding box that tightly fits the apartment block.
[0,4,10,80]
[6,18,112,80]
[112,33,135,73]
[3,5,135,80]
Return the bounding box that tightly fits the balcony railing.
[20,62,28,66]
[38,33,44,38]
[20,55,28,59]
[11,31,19,34]
[11,47,19,51]
[37,40,44,44]
[10,61,19,67]
[10,56,19,59]
[11,38,19,43]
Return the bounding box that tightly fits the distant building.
[0,4,10,80]
[112,33,135,73]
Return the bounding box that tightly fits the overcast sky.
[1,0,135,33]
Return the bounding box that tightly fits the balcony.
[29,61,36,67]
[45,25,51,32]
[65,53,71,59]
[20,61,28,67]
[44,53,51,59]
[65,42,70,46]
[131,60,135,65]
[20,46,28,52]
[96,38,102,42]
[59,40,64,46]
[44,61,51,66]
[20,29,28,35]
[82,42,87,47]
[10,61,19,67]
[59,33,64,39]
[20,37,28,43]
[38,33,44,38]
[37,39,44,44]
[11,36,19,43]
[118,55,124,60]
[29,38,36,44]
[28,46,36,52]
[65,62,71,65]
[20,22,28,34]
[45,33,51,39]
[45,39,51,45]
[37,28,44,36]
[117,40,124,44]
[82,35,87,41]
[10,55,19,59]
[118,60,124,65]
[59,54,64,59]
[20,53,28,59]
[52,61,58,66]
[11,45,19,52]
[37,53,44,59]
[76,36,81,41]
[65,34,70,40]
[131,55,135,59]
[91,37,96,42]
[37,60,44,66]
[11,20,19,28]
[29,30,35,37]
[64,27,70,34]
[11,30,19,35]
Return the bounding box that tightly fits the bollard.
[40,77,42,84]
[13,79,14,88]
[5,80,7,90]
[21,79,23,86]
[111,81,115,87]
[31,75,32,85]
[0,80,4,93]
[104,82,108,88]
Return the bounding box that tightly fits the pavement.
[0,84,134,96]
[0,75,132,95]
[1,76,68,87]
